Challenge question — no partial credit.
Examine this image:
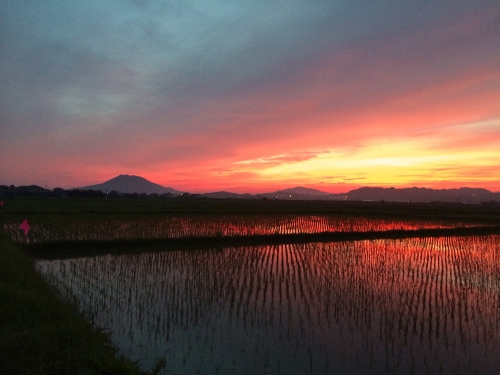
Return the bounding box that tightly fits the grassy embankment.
[0,232,164,374]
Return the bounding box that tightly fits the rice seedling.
[5,198,500,373]
[35,235,500,374]
[4,214,490,245]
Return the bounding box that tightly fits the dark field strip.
[26,225,500,260]
[3,197,500,224]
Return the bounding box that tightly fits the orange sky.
[1,1,499,193]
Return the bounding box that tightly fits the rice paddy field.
[2,198,500,374]
[3,214,491,245]
[3,198,500,250]
[35,237,500,374]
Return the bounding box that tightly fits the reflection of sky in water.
[5,215,485,243]
[36,236,500,374]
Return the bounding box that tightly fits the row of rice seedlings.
[3,221,62,243]
[7,215,482,243]
[35,235,500,373]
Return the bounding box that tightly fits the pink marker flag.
[0,200,3,207]
[20,219,30,235]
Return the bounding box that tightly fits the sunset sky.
[1,1,499,193]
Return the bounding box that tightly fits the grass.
[2,197,500,223]
[0,232,164,375]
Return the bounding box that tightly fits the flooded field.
[35,235,500,374]
[4,215,485,244]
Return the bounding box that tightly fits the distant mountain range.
[205,186,499,203]
[256,187,340,200]
[2,174,499,203]
[346,187,500,203]
[200,185,499,203]
[77,176,337,199]
[201,187,333,200]
[79,174,183,195]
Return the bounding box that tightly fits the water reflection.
[36,235,500,374]
[6,215,483,243]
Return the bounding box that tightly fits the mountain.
[278,186,332,196]
[244,186,500,202]
[346,187,500,203]
[259,186,342,200]
[196,186,337,200]
[4,176,499,202]
[79,175,182,195]
[201,191,257,199]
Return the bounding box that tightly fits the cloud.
[1,1,499,191]
[235,152,327,168]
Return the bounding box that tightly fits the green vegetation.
[0,233,165,374]
[2,197,500,222]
